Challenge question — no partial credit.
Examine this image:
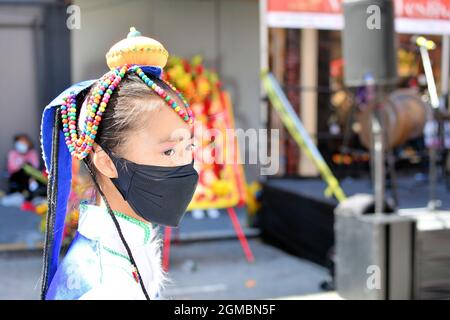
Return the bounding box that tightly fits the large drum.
[358,89,429,150]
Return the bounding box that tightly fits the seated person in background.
[7,134,40,196]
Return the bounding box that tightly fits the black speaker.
[343,0,397,87]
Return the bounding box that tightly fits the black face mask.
[102,147,198,227]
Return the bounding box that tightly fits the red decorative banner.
[266,0,450,34]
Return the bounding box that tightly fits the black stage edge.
[257,176,450,268]
[257,179,336,267]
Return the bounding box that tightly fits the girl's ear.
[92,146,118,179]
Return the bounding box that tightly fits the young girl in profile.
[40,27,198,300]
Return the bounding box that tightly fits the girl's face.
[92,98,196,223]
[121,101,195,167]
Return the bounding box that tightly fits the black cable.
[83,158,151,300]
[40,107,60,300]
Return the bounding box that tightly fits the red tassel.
[132,267,139,283]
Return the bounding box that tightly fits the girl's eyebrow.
[159,130,194,144]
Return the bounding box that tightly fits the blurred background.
[0,0,449,300]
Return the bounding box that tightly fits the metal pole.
[417,38,441,210]
[365,73,385,214]
[442,35,450,189]
[442,35,449,110]
[259,0,269,182]
[372,109,385,214]
[419,46,440,110]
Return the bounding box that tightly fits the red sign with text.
[266,0,450,33]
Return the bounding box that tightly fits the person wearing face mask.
[6,134,40,197]
[40,28,198,300]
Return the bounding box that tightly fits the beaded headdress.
[62,27,194,160]
[40,28,193,298]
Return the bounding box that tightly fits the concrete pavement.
[0,238,331,300]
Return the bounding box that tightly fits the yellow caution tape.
[23,164,48,185]
[261,70,346,202]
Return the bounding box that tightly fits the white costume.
[46,204,167,300]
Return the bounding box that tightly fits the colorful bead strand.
[61,64,194,160]
[131,65,194,125]
[163,79,195,124]
[62,64,129,159]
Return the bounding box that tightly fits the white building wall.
[0,5,43,190]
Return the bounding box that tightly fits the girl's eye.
[186,143,196,151]
[163,149,175,156]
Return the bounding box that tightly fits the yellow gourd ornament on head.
[106,27,169,70]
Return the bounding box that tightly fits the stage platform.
[257,175,450,267]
